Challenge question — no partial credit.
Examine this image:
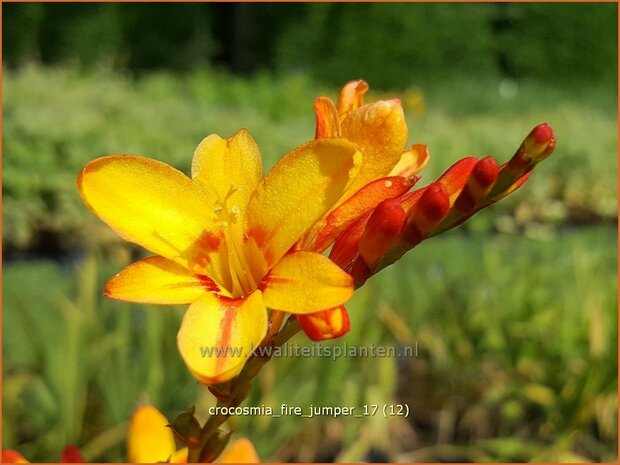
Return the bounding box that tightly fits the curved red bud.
[506,123,556,172]
[454,156,499,213]
[403,183,450,247]
[359,198,406,268]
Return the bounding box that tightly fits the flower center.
[213,187,259,297]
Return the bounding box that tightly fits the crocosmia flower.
[78,131,361,383]
[79,79,555,383]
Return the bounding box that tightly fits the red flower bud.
[507,123,556,172]
[359,198,406,268]
[403,182,450,247]
[454,156,499,213]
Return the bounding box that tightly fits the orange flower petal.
[78,155,229,286]
[314,96,340,139]
[336,79,369,119]
[303,175,416,253]
[177,290,267,384]
[128,405,176,463]
[246,139,361,269]
[261,252,353,314]
[388,144,430,177]
[436,156,479,206]
[298,306,350,341]
[339,99,408,199]
[329,211,371,272]
[170,448,188,463]
[105,256,222,305]
[217,438,260,463]
[2,450,29,463]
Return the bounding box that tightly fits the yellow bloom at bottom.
[129,405,259,463]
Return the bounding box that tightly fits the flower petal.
[303,175,416,253]
[336,79,369,119]
[217,438,260,463]
[128,405,176,463]
[389,144,430,177]
[339,99,408,199]
[298,306,351,341]
[246,139,361,269]
[78,156,229,285]
[191,129,262,242]
[261,252,353,314]
[314,96,340,139]
[177,290,267,384]
[105,256,222,305]
[170,448,188,463]
[2,450,29,463]
[436,156,479,205]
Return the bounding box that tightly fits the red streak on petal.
[258,274,293,292]
[196,274,219,293]
[215,300,238,373]
[197,230,223,253]
[248,226,269,248]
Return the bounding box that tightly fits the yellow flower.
[78,131,361,384]
[128,405,259,463]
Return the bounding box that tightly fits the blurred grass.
[3,65,617,253]
[3,227,617,461]
[2,64,618,462]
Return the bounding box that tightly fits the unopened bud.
[403,183,450,247]
[359,198,406,269]
[507,123,556,172]
[168,406,203,448]
[454,156,499,213]
[299,306,351,341]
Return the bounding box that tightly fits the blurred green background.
[3,3,618,462]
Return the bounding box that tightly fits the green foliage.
[3,3,216,71]
[277,3,498,89]
[3,228,617,461]
[499,3,618,85]
[3,66,616,254]
[4,3,617,87]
